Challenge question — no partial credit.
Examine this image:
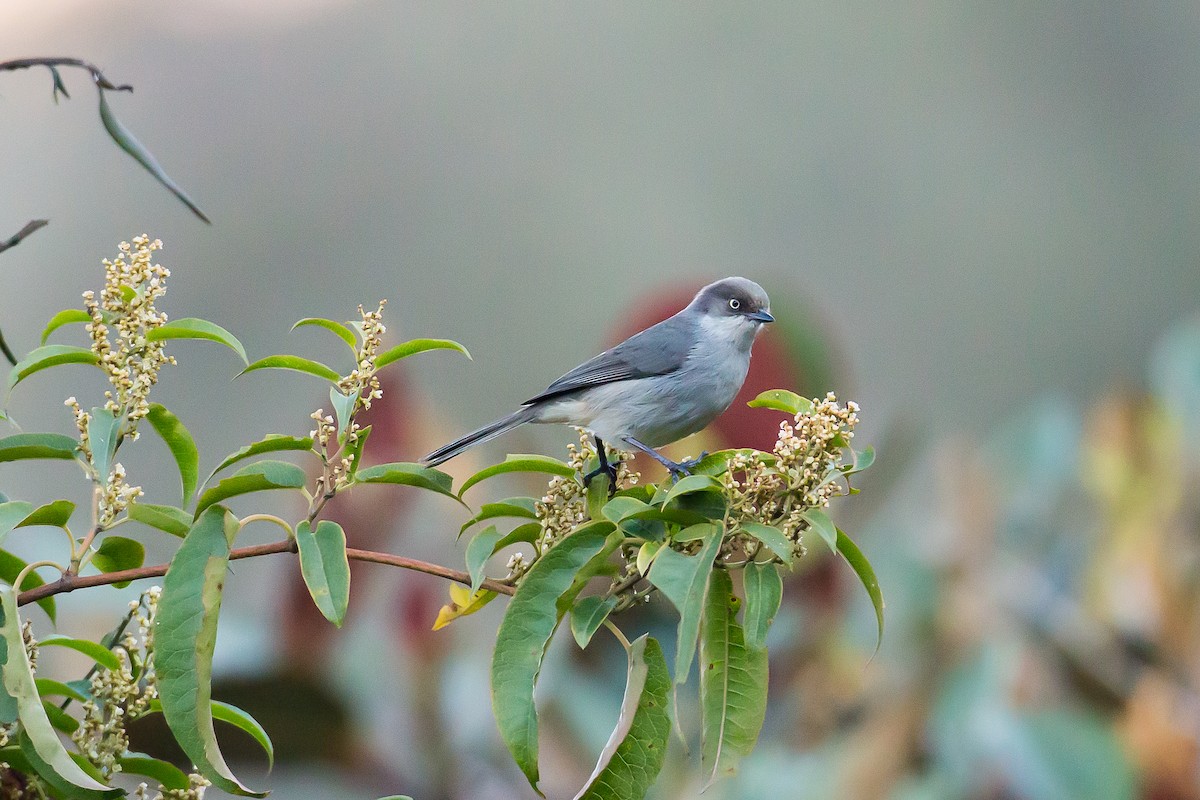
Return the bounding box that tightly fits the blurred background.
[2,2,1199,798]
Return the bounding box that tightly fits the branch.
[0,219,48,255]
[0,57,133,92]
[16,539,515,607]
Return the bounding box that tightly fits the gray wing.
[525,313,694,405]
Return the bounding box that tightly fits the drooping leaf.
[237,355,339,383]
[0,433,78,462]
[155,505,265,796]
[38,635,121,672]
[127,502,192,537]
[459,497,539,537]
[291,317,357,351]
[432,584,496,630]
[355,462,459,501]
[42,700,80,733]
[86,408,122,482]
[146,318,245,363]
[375,338,471,369]
[742,561,783,650]
[458,454,575,497]
[90,536,145,587]
[836,527,884,652]
[569,595,617,649]
[7,345,99,391]
[194,460,307,517]
[739,522,794,565]
[495,522,541,550]
[146,698,274,771]
[0,551,56,621]
[295,520,350,627]
[97,89,211,224]
[465,525,506,594]
[34,678,89,704]
[801,508,837,553]
[119,753,190,791]
[16,500,75,530]
[205,434,315,486]
[146,404,200,506]
[747,388,812,415]
[636,541,662,576]
[574,636,670,800]
[845,445,876,474]
[329,387,358,439]
[17,731,120,799]
[39,309,91,345]
[699,569,769,787]
[491,522,616,791]
[0,593,114,792]
[647,524,723,682]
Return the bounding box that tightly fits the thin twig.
[0,58,132,92]
[0,219,48,255]
[17,540,515,608]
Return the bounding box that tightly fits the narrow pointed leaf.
[34,679,89,704]
[465,525,506,594]
[127,502,192,537]
[146,698,274,770]
[491,523,616,792]
[700,569,768,786]
[0,502,34,547]
[1,592,113,791]
[356,462,458,501]
[146,404,200,506]
[836,527,884,651]
[375,338,471,368]
[0,551,56,621]
[742,561,783,649]
[458,454,574,497]
[291,317,357,350]
[801,509,837,553]
[647,523,723,682]
[119,754,190,791]
[40,309,91,345]
[330,387,357,438]
[0,433,78,462]
[739,522,793,564]
[7,345,98,390]
[16,500,75,529]
[636,541,662,576]
[432,584,496,630]
[205,434,314,486]
[87,407,123,484]
[569,595,617,649]
[194,460,307,517]
[155,505,265,796]
[574,635,670,800]
[38,635,121,671]
[295,520,350,626]
[237,355,339,382]
[459,497,539,537]
[91,536,145,587]
[17,732,120,799]
[98,89,211,223]
[147,319,245,363]
[747,389,812,415]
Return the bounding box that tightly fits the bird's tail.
[421,407,536,467]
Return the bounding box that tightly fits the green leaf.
[330,387,358,439]
[569,595,617,649]
[146,404,200,506]
[647,523,723,682]
[700,569,768,786]
[194,460,307,517]
[0,502,34,547]
[147,318,245,363]
[491,523,617,792]
[0,433,79,462]
[739,522,793,565]
[686,448,776,476]
[345,424,370,480]
[86,408,122,482]
[465,525,506,594]
[575,635,670,800]
[459,497,539,537]
[356,462,459,501]
[661,474,723,506]
[91,536,145,587]
[291,317,357,351]
[43,699,80,733]
[742,561,783,650]
[495,521,541,550]
[0,551,56,622]
[97,88,211,223]
[237,355,339,383]
[846,445,875,474]
[1,594,113,792]
[127,502,192,537]
[836,527,884,652]
[7,345,99,391]
[375,338,471,368]
[147,698,275,771]
[295,520,350,627]
[40,309,91,345]
[16,500,75,529]
[747,388,812,415]
[458,454,575,497]
[205,434,315,486]
[119,753,190,791]
[17,732,120,799]
[155,505,265,796]
[801,508,837,553]
[38,635,121,672]
[636,541,662,576]
[34,678,89,704]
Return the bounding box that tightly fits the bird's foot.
[583,457,622,498]
[666,451,709,481]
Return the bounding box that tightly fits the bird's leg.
[622,436,700,481]
[582,436,621,498]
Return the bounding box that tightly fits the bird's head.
[690,276,774,346]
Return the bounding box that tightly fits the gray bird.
[422,277,773,488]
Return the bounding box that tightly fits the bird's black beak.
[747,309,774,324]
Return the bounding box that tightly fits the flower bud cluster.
[534,431,639,554]
[336,300,387,412]
[97,462,143,528]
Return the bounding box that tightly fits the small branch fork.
[17,541,516,608]
[0,57,133,93]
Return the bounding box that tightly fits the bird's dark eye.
[728,298,741,311]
